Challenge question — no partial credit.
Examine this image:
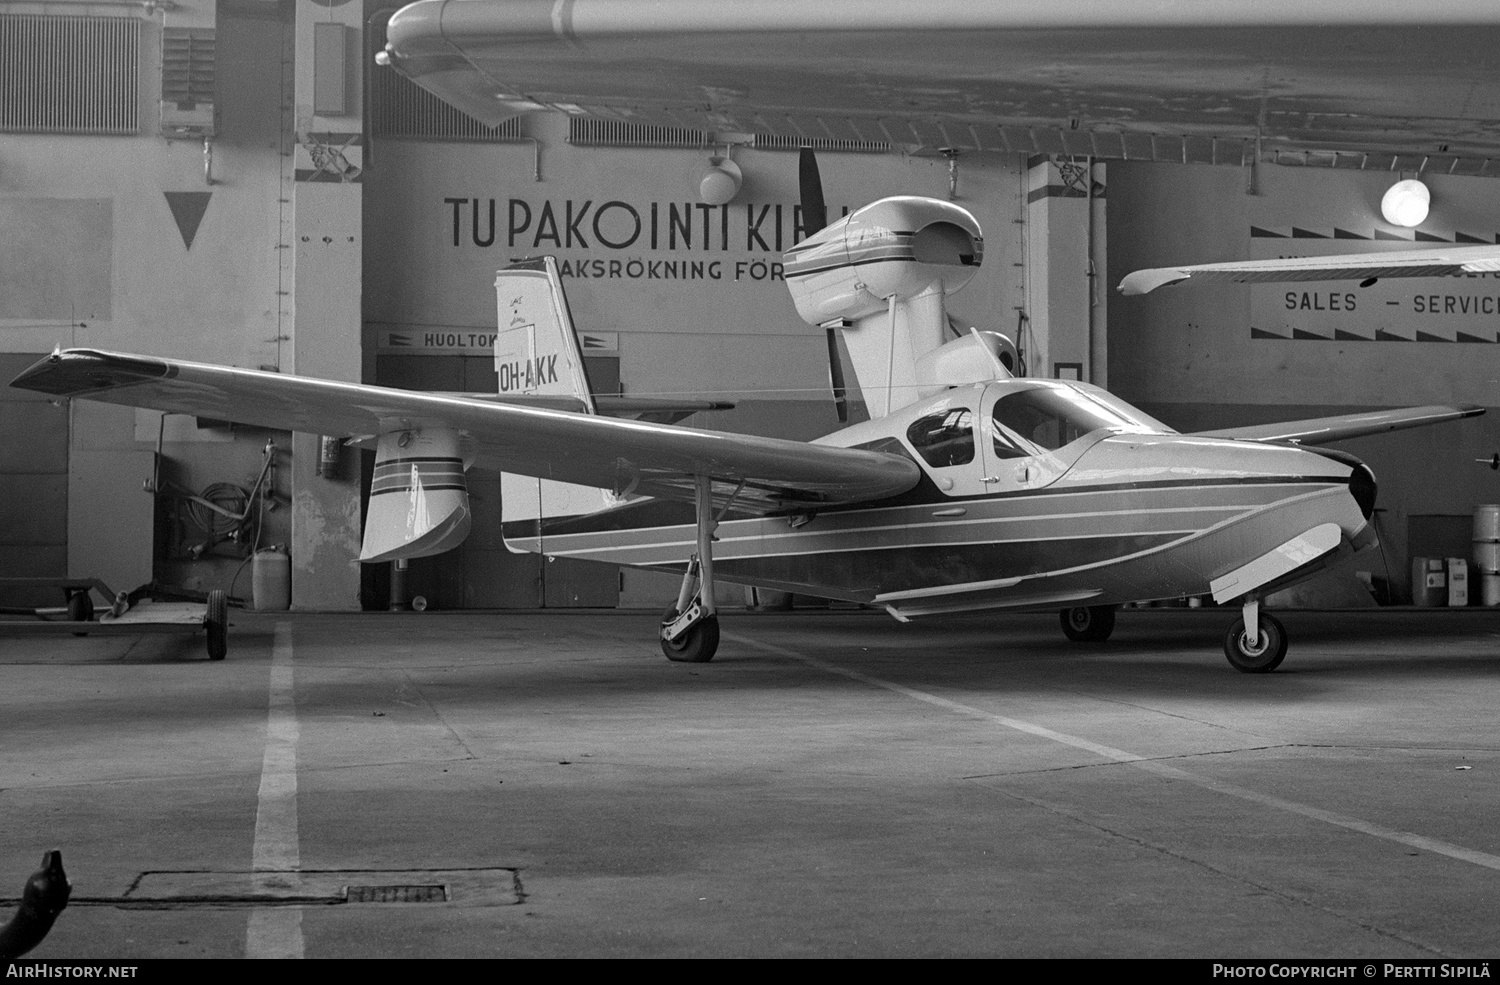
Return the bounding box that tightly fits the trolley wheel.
[205,589,228,661]
[66,591,93,637]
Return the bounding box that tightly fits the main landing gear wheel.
[660,606,719,663]
[205,589,228,661]
[1223,612,1287,673]
[1060,605,1116,642]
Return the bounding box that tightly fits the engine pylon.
[784,196,991,419]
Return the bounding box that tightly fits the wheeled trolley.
[0,578,229,661]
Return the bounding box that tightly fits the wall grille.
[370,21,522,143]
[568,118,897,154]
[0,14,139,135]
[370,75,523,142]
[753,134,891,154]
[569,117,709,149]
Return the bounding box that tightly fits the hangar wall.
[0,0,292,605]
[1108,163,1500,601]
[362,121,1027,411]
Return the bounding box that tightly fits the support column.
[1025,158,1107,386]
[288,0,364,610]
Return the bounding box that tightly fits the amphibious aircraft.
[10,167,1484,673]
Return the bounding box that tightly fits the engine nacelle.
[784,196,983,327]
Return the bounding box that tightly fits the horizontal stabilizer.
[1196,405,1484,445]
[1119,245,1500,295]
[501,474,615,553]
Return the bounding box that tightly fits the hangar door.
[0,353,70,609]
[371,352,619,609]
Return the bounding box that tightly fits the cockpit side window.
[906,408,976,468]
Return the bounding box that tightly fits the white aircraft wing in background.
[1119,247,1490,443]
[1118,245,1500,295]
[1193,405,1486,445]
[9,349,920,512]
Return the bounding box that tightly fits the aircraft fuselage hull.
[505,432,1372,619]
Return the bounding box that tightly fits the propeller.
[800,147,845,421]
[825,326,849,424]
[799,147,827,236]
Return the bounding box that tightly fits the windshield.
[991,383,1171,460]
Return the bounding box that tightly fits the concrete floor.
[1,606,1499,959]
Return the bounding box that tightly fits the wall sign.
[376,328,618,356]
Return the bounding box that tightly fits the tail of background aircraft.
[495,257,616,552]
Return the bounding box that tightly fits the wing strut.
[659,474,723,662]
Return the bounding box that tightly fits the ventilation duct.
[160,27,215,138]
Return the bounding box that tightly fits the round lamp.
[699,157,742,205]
[1381,178,1430,228]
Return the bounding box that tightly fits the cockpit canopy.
[904,381,1172,470]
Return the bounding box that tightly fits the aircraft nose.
[1305,446,1377,520]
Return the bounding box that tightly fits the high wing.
[1193,405,1485,445]
[1119,245,1500,296]
[379,0,1500,169]
[10,350,919,511]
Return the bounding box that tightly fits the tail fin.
[494,257,614,546]
[493,256,597,412]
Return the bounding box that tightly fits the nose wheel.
[1224,609,1287,673]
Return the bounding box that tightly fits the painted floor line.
[728,632,1500,875]
[246,621,304,960]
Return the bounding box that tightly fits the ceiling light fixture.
[1381,178,1430,228]
[698,152,742,205]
